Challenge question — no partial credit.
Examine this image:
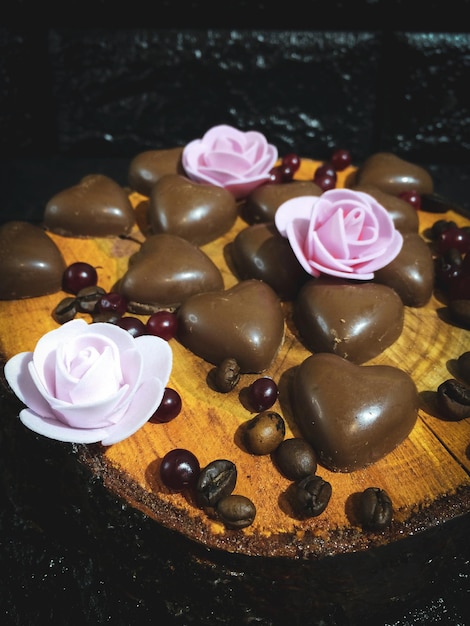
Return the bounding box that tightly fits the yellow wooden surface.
[1,160,469,558]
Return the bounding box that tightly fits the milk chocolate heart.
[118,234,224,314]
[128,147,184,196]
[177,280,285,373]
[294,278,404,363]
[44,174,135,238]
[353,185,419,233]
[292,353,419,472]
[353,152,433,196]
[0,221,66,299]
[241,180,322,224]
[149,174,238,246]
[374,232,434,307]
[230,223,309,300]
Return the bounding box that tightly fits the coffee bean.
[213,358,240,393]
[216,494,256,529]
[292,474,332,517]
[458,352,470,385]
[437,378,470,420]
[53,296,78,324]
[448,299,470,327]
[244,410,285,455]
[358,487,393,530]
[76,285,106,312]
[273,438,317,480]
[196,459,237,508]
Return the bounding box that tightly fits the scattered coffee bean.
[448,299,470,327]
[53,296,78,324]
[457,351,470,385]
[216,494,256,529]
[273,438,317,480]
[76,285,106,312]
[214,358,240,393]
[196,459,237,508]
[358,487,393,530]
[244,410,285,455]
[292,474,332,517]
[437,378,470,420]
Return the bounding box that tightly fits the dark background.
[1,2,470,624]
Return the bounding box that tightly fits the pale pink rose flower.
[275,189,403,280]
[4,318,172,445]
[182,124,278,199]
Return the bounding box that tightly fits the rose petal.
[4,352,56,419]
[19,408,112,444]
[275,196,321,237]
[134,334,173,385]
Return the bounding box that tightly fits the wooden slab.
[1,160,469,559]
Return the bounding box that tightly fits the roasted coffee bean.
[53,296,78,324]
[196,459,237,508]
[458,352,470,385]
[293,474,332,517]
[358,487,393,530]
[244,410,285,455]
[214,358,240,393]
[273,437,317,480]
[437,378,470,420]
[216,494,256,529]
[76,285,107,312]
[448,299,470,327]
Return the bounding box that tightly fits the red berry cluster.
[269,153,301,183]
[313,148,352,192]
[431,219,470,300]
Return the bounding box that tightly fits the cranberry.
[147,310,178,341]
[248,377,279,412]
[62,262,98,295]
[115,316,147,337]
[330,149,351,171]
[268,166,284,184]
[281,153,301,175]
[313,163,337,191]
[435,226,470,255]
[97,292,128,317]
[159,448,200,491]
[151,388,182,423]
[399,190,421,210]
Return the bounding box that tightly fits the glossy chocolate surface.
[118,233,224,313]
[149,174,238,246]
[292,353,419,472]
[353,152,434,196]
[353,184,419,233]
[374,232,434,307]
[294,278,404,363]
[128,147,184,196]
[177,279,285,373]
[241,180,322,224]
[0,221,66,299]
[44,174,135,238]
[230,223,309,300]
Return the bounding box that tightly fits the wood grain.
[1,160,469,558]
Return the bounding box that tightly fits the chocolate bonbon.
[0,221,66,300]
[128,147,184,196]
[241,180,322,223]
[353,184,420,233]
[44,174,136,238]
[291,353,419,472]
[118,233,224,313]
[352,152,434,196]
[177,279,285,373]
[294,278,404,363]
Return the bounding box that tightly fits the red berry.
[399,190,422,210]
[281,153,301,174]
[151,387,182,423]
[147,311,178,341]
[115,316,147,337]
[98,292,128,317]
[330,149,351,171]
[62,262,98,295]
[313,163,337,191]
[159,448,200,491]
[248,377,279,412]
[436,227,470,255]
[268,166,284,184]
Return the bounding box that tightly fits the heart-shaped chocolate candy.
[44,174,135,238]
[118,234,224,314]
[353,185,419,233]
[292,353,419,472]
[149,174,237,246]
[230,223,309,300]
[353,152,433,196]
[128,147,184,196]
[177,279,285,373]
[294,278,404,363]
[241,180,322,224]
[0,221,66,299]
[374,233,434,307]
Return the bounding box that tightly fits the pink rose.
[275,189,403,280]
[4,319,172,445]
[182,124,278,199]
